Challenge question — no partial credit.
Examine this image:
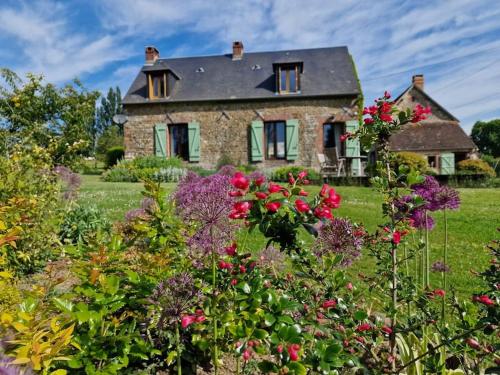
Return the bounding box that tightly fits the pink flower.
[288,173,296,185]
[268,182,283,194]
[381,326,392,335]
[356,323,372,332]
[433,289,446,297]
[346,282,353,291]
[277,344,283,353]
[218,260,233,270]
[314,205,333,220]
[243,349,251,361]
[287,344,300,361]
[466,338,481,350]
[181,315,197,329]
[229,190,244,197]
[322,299,337,309]
[195,315,206,323]
[392,231,402,245]
[298,170,308,180]
[225,242,237,256]
[384,91,391,99]
[230,172,249,190]
[265,201,281,213]
[299,189,308,196]
[255,191,268,200]
[229,201,252,219]
[364,117,374,125]
[324,188,341,209]
[474,295,495,306]
[340,133,349,142]
[411,104,432,123]
[363,105,378,115]
[239,265,246,273]
[231,278,237,286]
[254,175,265,187]
[295,199,310,213]
[379,113,393,122]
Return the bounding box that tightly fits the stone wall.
[123,97,359,169]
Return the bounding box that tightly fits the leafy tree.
[471,119,500,157]
[0,68,99,167]
[96,86,123,135]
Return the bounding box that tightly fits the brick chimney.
[145,46,159,65]
[232,41,244,60]
[412,74,424,90]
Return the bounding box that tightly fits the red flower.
[320,184,330,197]
[411,104,432,123]
[364,117,374,125]
[314,205,333,220]
[287,344,300,361]
[363,105,377,115]
[380,101,392,114]
[230,172,249,190]
[324,188,341,209]
[265,201,281,213]
[229,201,252,219]
[230,279,237,286]
[277,344,283,353]
[224,243,237,256]
[384,91,391,99]
[356,323,372,332]
[295,199,310,213]
[268,182,283,194]
[282,190,290,197]
[340,133,350,142]
[381,325,392,335]
[254,175,265,187]
[195,315,206,323]
[242,349,251,361]
[239,265,246,273]
[218,260,233,270]
[392,231,402,244]
[229,190,244,197]
[474,295,495,306]
[195,309,204,316]
[299,189,308,196]
[322,299,337,309]
[288,173,296,185]
[298,170,308,180]
[255,191,268,200]
[181,315,197,329]
[379,113,393,122]
[433,289,446,297]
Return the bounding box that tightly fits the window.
[265,121,286,159]
[278,65,299,93]
[148,72,168,99]
[323,122,344,152]
[169,124,189,160]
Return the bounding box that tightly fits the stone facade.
[124,97,359,169]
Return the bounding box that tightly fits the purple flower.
[313,218,363,267]
[124,208,147,222]
[0,353,30,375]
[217,165,236,176]
[149,273,202,328]
[174,171,237,255]
[54,165,81,200]
[410,209,435,230]
[412,176,441,211]
[433,186,460,211]
[431,261,451,273]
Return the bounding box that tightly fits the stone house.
[122,42,363,174]
[389,75,477,174]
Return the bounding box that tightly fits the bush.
[393,152,428,173]
[151,167,187,182]
[105,146,124,168]
[457,159,496,177]
[268,166,320,184]
[481,154,499,176]
[131,155,183,169]
[59,204,110,245]
[101,165,138,182]
[102,156,188,182]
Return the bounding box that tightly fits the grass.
[79,175,500,296]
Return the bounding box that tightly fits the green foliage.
[0,69,99,168]
[393,151,429,173]
[457,159,496,177]
[0,147,62,275]
[471,119,500,157]
[269,166,320,184]
[216,153,234,170]
[96,87,123,135]
[96,125,123,156]
[59,204,110,245]
[481,154,499,176]
[102,156,187,183]
[104,146,124,168]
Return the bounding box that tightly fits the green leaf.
[53,297,74,313]
[264,313,276,327]
[353,310,368,321]
[239,282,251,294]
[253,329,269,340]
[324,343,342,360]
[287,361,307,375]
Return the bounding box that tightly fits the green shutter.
[286,119,299,161]
[345,120,361,176]
[250,121,264,162]
[440,153,455,175]
[188,121,200,162]
[154,123,167,157]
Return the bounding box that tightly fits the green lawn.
[79,175,500,296]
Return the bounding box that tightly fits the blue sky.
[1,0,499,133]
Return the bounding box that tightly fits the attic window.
[277,64,300,94]
[195,67,205,73]
[148,71,168,99]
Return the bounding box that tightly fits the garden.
[0,71,499,375]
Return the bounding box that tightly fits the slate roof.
[389,121,476,152]
[123,46,360,104]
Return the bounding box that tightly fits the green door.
[285,119,299,161]
[440,153,455,175]
[188,121,200,162]
[345,120,361,176]
[250,121,264,162]
[154,123,167,157]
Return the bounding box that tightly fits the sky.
[0,0,499,133]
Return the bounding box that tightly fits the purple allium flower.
[313,218,363,267]
[433,186,460,211]
[431,261,451,273]
[149,273,202,328]
[217,165,236,176]
[140,197,157,213]
[409,209,435,230]
[54,165,81,200]
[257,245,286,273]
[174,171,237,255]
[124,208,147,222]
[0,353,30,375]
[411,175,442,211]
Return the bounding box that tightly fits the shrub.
[215,154,234,170]
[151,167,187,182]
[269,166,320,184]
[393,151,428,173]
[105,146,124,168]
[131,155,183,169]
[101,165,138,182]
[59,204,110,245]
[481,154,499,176]
[457,159,496,177]
[102,156,187,182]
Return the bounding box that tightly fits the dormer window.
[274,62,302,94]
[148,71,168,99]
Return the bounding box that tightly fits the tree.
[96,86,123,135]
[471,119,500,157]
[0,68,100,167]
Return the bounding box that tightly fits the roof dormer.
[273,62,303,94]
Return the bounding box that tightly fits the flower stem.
[175,322,182,375]
[424,210,430,289]
[211,251,219,375]
[441,208,448,321]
